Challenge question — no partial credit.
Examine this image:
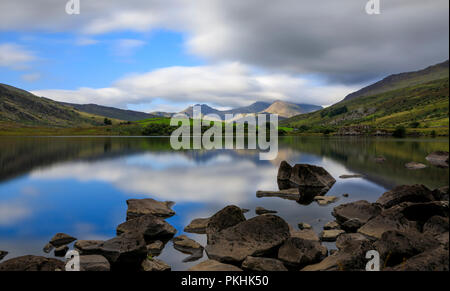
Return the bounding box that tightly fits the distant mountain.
[263,100,322,118]
[180,104,223,118]
[0,83,104,127]
[59,102,156,121]
[150,111,175,118]
[344,60,449,101]
[224,101,272,115]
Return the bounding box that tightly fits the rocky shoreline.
[0,155,448,271]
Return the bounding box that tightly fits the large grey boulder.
[278,237,327,268]
[49,233,77,248]
[188,260,242,271]
[376,184,435,209]
[277,162,336,190]
[332,200,381,225]
[206,214,290,263]
[74,240,104,255]
[241,256,288,271]
[126,198,175,220]
[426,151,449,168]
[80,255,110,271]
[206,205,246,241]
[0,255,64,271]
[384,245,449,271]
[117,214,176,240]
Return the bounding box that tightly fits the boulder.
[332,200,381,225]
[342,193,349,197]
[49,233,77,247]
[335,233,370,250]
[147,240,165,256]
[323,221,340,230]
[314,195,338,206]
[425,151,449,168]
[0,255,64,271]
[188,260,242,271]
[80,255,110,271]
[405,162,427,170]
[117,214,177,240]
[374,230,440,267]
[184,217,210,234]
[141,258,171,271]
[384,245,449,271]
[206,205,246,241]
[255,207,277,215]
[278,237,327,268]
[242,256,288,271]
[341,218,363,233]
[297,222,312,230]
[173,235,204,262]
[423,215,449,239]
[0,250,8,261]
[74,240,104,255]
[277,161,292,180]
[376,184,435,209]
[320,229,345,242]
[289,164,336,189]
[432,186,449,201]
[126,198,175,220]
[205,214,290,263]
[400,201,449,222]
[43,243,54,254]
[54,245,68,257]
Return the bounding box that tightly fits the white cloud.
[112,38,146,57]
[0,43,35,69]
[75,37,99,46]
[21,72,41,82]
[32,62,357,108]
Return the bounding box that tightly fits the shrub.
[392,126,406,138]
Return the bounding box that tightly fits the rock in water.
[80,255,110,271]
[205,214,290,263]
[256,188,301,201]
[332,200,381,225]
[320,229,345,242]
[74,240,104,255]
[405,162,427,170]
[173,235,204,262]
[141,258,171,271]
[314,196,338,206]
[184,217,210,234]
[297,222,312,230]
[206,205,246,241]
[323,221,340,230]
[339,174,363,179]
[376,184,434,209]
[0,255,64,271]
[146,241,165,256]
[278,237,327,268]
[242,256,288,271]
[43,243,54,253]
[0,250,8,261]
[49,233,77,247]
[255,207,277,215]
[126,198,175,220]
[426,151,449,168]
[188,260,242,271]
[277,161,336,190]
[117,214,176,240]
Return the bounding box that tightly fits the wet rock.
[184,217,210,234]
[0,250,8,261]
[277,161,293,189]
[290,226,320,242]
[80,255,110,271]
[43,243,54,253]
[320,229,345,242]
[255,207,277,215]
[117,214,177,240]
[374,230,440,267]
[242,256,287,271]
[278,237,327,268]
[54,245,69,257]
[336,233,370,250]
[426,151,449,168]
[405,162,427,170]
[256,188,301,201]
[289,163,336,189]
[323,221,340,230]
[49,233,77,248]
[314,195,338,206]
[188,260,242,271]
[432,186,449,201]
[206,205,246,241]
[297,222,312,230]
[339,174,363,179]
[173,235,204,262]
[146,240,165,256]
[126,198,175,220]
[206,214,290,263]
[0,255,64,271]
[376,184,435,209]
[341,218,363,233]
[384,245,449,271]
[74,240,104,255]
[332,200,381,225]
[141,257,171,271]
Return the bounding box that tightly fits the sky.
[0,0,448,112]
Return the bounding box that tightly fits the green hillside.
[282,61,449,136]
[59,102,156,121]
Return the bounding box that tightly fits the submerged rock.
[255,207,277,215]
[206,214,290,263]
[376,184,434,209]
[256,188,301,201]
[117,214,176,240]
[297,222,312,230]
[0,255,64,271]
[49,233,77,248]
[141,257,171,271]
[80,255,110,271]
[332,200,381,225]
[184,217,210,234]
[278,237,327,268]
[405,162,427,170]
[242,256,288,271]
[339,174,363,179]
[126,198,175,220]
[314,196,338,206]
[426,151,449,168]
[188,260,242,271]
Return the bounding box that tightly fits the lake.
[0,136,448,270]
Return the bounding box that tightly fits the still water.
[0,136,448,270]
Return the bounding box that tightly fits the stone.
[146,240,165,256]
[340,218,363,233]
[80,255,110,271]
[336,233,370,250]
[376,184,434,209]
[255,207,277,215]
[184,217,210,234]
[289,163,336,189]
[332,200,381,225]
[290,227,320,242]
[314,195,338,206]
[49,233,77,247]
[0,250,8,261]
[423,215,449,239]
[323,221,340,230]
[74,240,104,255]
[206,205,246,241]
[126,198,175,220]
[320,229,345,242]
[278,237,327,268]
[405,161,427,170]
[426,151,449,168]
[141,257,171,271]
[339,174,363,179]
[400,201,449,222]
[242,256,288,271]
[432,186,449,201]
[188,260,242,271]
[385,245,449,271]
[205,214,290,263]
[173,235,204,262]
[117,214,177,240]
[54,245,68,257]
[0,255,64,271]
[43,243,54,253]
[297,222,312,230]
[256,188,301,201]
[342,193,349,197]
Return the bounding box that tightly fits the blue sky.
[0,0,448,112]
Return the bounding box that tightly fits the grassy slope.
[59,102,156,121]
